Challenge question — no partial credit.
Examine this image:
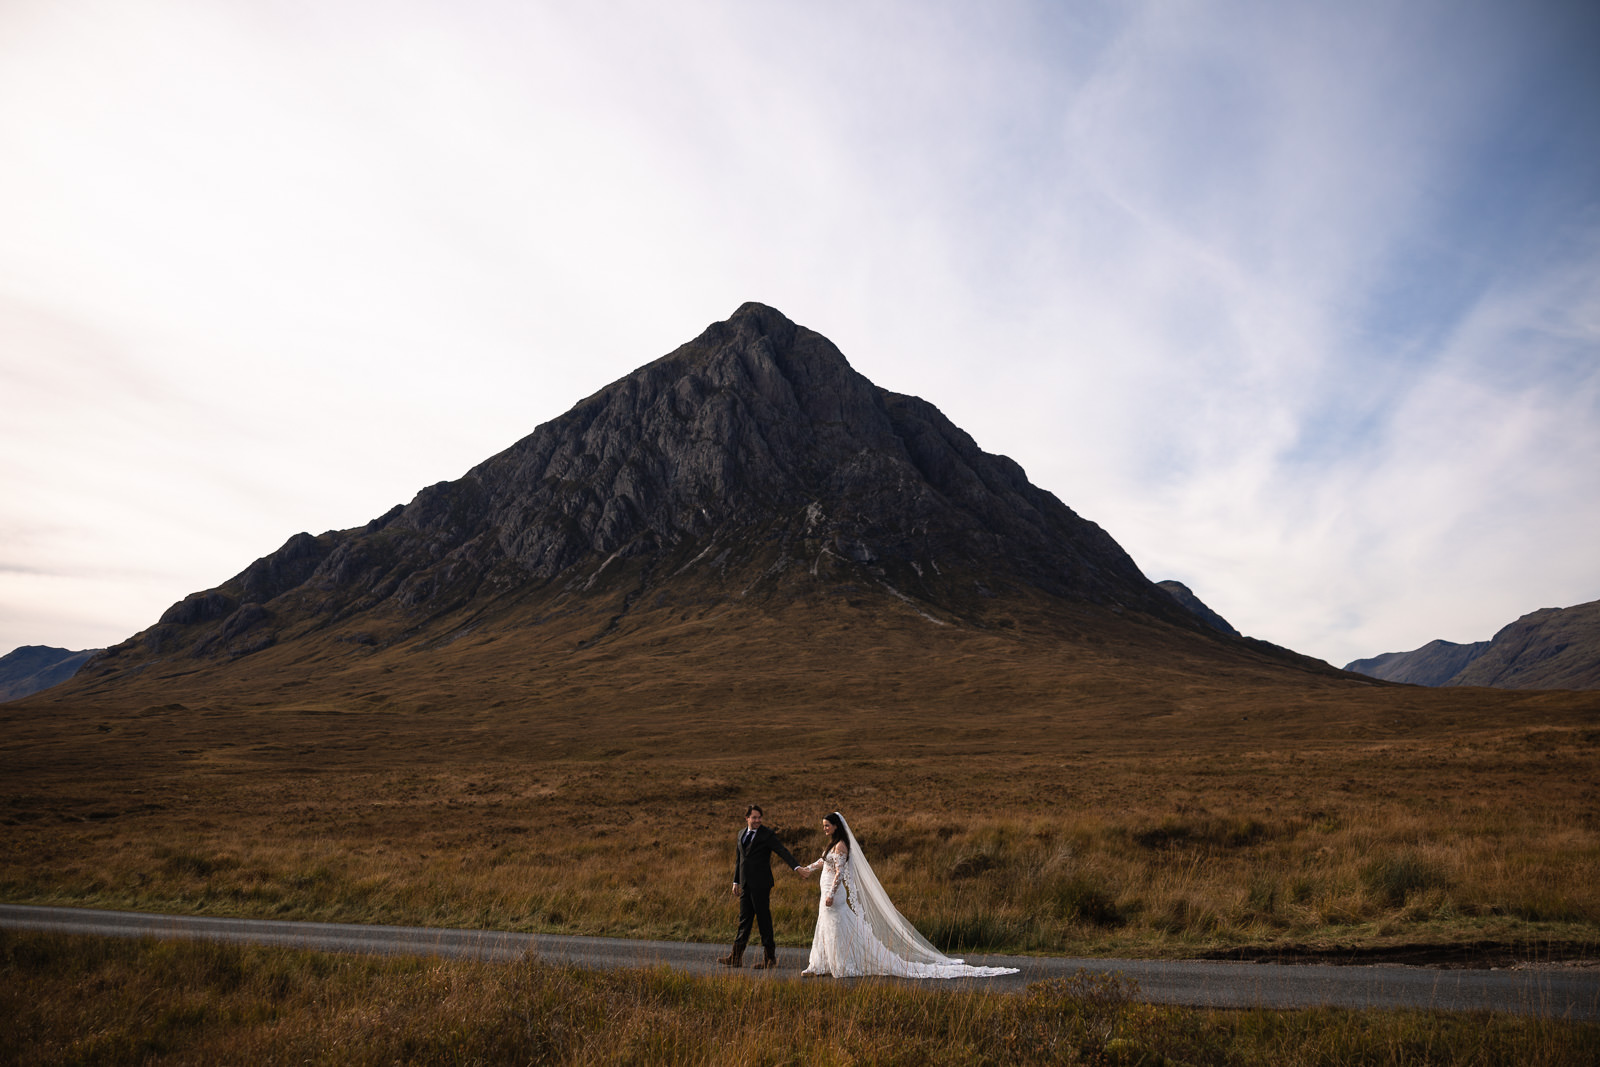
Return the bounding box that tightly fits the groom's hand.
[731,883,741,897]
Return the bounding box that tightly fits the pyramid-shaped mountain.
[69,303,1333,707]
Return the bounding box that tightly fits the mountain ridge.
[1344,598,1600,690]
[0,645,99,702]
[1156,580,1240,637]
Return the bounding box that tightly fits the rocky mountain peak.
[83,303,1212,679]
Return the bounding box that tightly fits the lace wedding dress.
[800,815,1019,979]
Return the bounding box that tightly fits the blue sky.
[2,0,1597,669]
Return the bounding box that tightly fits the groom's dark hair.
[745,804,763,816]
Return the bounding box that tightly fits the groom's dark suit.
[731,825,801,963]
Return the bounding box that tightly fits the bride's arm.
[824,845,845,905]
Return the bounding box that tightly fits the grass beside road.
[3,697,1598,962]
[4,929,1596,1066]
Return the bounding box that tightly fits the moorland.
[6,600,1600,1065]
[5,590,1598,965]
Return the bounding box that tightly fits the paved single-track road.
[4,904,1596,1021]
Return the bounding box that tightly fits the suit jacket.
[733,825,800,891]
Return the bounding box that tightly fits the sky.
[2,0,1598,670]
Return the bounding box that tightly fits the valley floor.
[5,678,1598,967]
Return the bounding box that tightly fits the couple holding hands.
[720,805,1017,979]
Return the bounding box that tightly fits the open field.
[4,930,1598,1065]
[5,600,1599,963]
[6,594,1600,1064]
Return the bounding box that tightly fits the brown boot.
[752,950,778,970]
[717,946,746,967]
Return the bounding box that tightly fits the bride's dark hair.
[825,812,850,855]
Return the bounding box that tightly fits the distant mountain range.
[0,645,99,702]
[1344,599,1600,690]
[54,302,1340,710]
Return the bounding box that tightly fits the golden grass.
[5,589,1599,958]
[4,930,1596,1065]
[4,692,1598,959]
[6,591,1600,1061]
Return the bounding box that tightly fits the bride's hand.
[824,895,834,907]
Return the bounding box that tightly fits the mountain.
[0,645,99,702]
[59,302,1345,710]
[1449,600,1600,689]
[1344,640,1490,687]
[1156,580,1240,637]
[1344,599,1600,690]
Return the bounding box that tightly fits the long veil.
[836,814,967,966]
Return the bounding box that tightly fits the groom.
[719,804,802,969]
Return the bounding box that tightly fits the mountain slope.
[1344,640,1490,687]
[0,645,98,702]
[1345,599,1600,690]
[1448,600,1600,689]
[1156,580,1240,637]
[62,302,1344,708]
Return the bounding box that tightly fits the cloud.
[0,0,1595,667]
[858,0,1600,664]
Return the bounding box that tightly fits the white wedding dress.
[800,816,1018,979]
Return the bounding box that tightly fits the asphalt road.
[4,904,1596,1021]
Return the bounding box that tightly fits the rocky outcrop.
[1156,580,1240,637]
[0,645,99,702]
[80,302,1244,686]
[1344,599,1600,690]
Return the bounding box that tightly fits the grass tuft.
[1053,874,1126,928]
[1362,852,1449,909]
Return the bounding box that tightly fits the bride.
[798,812,1019,978]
